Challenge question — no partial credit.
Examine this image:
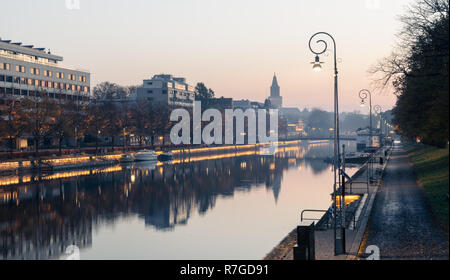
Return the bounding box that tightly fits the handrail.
[300,209,328,222]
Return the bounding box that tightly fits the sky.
[1,0,415,111]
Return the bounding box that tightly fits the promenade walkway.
[359,144,449,260]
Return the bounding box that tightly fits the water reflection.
[0,141,356,260]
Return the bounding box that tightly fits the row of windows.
[1,62,87,82]
[0,87,90,101]
[170,97,194,104]
[0,75,90,92]
[0,49,58,64]
[147,89,193,97]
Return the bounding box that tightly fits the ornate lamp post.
[309,32,344,255]
[358,89,373,148]
[374,105,383,141]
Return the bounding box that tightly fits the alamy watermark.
[365,0,381,10]
[65,0,81,10]
[365,245,380,260]
[61,245,80,260]
[169,101,279,153]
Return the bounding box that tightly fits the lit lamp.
[360,99,366,107]
[311,55,324,72]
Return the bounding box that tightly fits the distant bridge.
[296,137,357,141]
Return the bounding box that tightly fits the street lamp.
[309,32,344,255]
[358,89,373,147]
[311,55,324,71]
[374,105,382,134]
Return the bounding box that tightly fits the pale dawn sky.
[1,0,414,111]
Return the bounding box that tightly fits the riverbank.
[404,142,449,229]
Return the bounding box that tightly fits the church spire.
[269,73,282,108]
[272,73,279,87]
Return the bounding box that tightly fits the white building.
[0,38,90,103]
[137,74,195,108]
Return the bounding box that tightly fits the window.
[56,72,64,79]
[30,68,40,75]
[0,63,10,70]
[78,75,86,82]
[67,74,76,81]
[44,70,52,77]
[147,90,153,94]
[48,81,53,88]
[16,65,26,73]
[162,90,168,95]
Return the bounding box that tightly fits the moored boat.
[344,152,370,164]
[158,151,173,161]
[119,153,135,163]
[134,150,158,161]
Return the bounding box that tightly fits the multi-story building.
[137,74,195,108]
[0,38,90,104]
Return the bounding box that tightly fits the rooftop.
[0,37,89,73]
[0,37,63,61]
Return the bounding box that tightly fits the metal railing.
[300,209,328,223]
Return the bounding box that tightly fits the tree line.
[0,82,173,158]
[371,0,449,147]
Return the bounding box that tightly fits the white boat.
[134,150,158,161]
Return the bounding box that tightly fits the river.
[0,140,358,260]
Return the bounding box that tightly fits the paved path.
[360,144,449,260]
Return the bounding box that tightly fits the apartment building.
[0,38,90,104]
[137,74,195,108]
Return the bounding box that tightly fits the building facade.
[0,38,90,104]
[137,74,195,108]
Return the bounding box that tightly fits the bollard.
[293,223,315,260]
[380,157,383,165]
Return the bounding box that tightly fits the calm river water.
[0,140,358,260]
